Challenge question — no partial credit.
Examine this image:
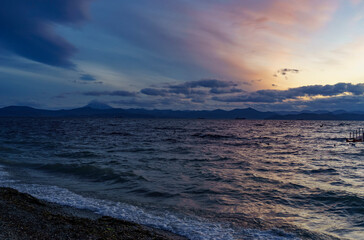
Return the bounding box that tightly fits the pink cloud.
[96,1,341,90]
[176,0,340,89]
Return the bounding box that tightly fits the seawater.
[0,118,363,239]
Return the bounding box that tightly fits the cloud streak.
[83,90,136,97]
[80,74,97,81]
[0,0,92,68]
[93,0,339,88]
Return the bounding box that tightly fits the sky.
[1,0,364,111]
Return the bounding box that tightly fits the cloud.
[349,0,362,5]
[94,0,338,87]
[0,0,92,68]
[138,79,246,107]
[141,79,240,97]
[209,87,244,94]
[140,88,168,96]
[213,83,364,103]
[83,90,136,97]
[181,79,237,88]
[70,81,364,111]
[301,95,364,111]
[275,68,300,76]
[249,94,364,112]
[80,74,96,81]
[110,98,168,109]
[168,79,237,95]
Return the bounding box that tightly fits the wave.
[154,127,186,131]
[128,187,179,198]
[38,163,134,183]
[300,168,339,175]
[55,151,100,159]
[249,175,306,191]
[310,191,364,213]
[104,132,133,136]
[107,148,156,153]
[0,159,137,184]
[192,133,234,140]
[0,165,17,183]
[0,179,301,240]
[0,146,23,154]
[327,137,346,142]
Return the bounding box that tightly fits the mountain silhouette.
[1,105,364,120]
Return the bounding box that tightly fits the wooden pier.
[346,128,364,142]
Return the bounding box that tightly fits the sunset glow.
[1,0,364,110]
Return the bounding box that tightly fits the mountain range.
[0,103,364,120]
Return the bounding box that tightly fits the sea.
[0,118,363,240]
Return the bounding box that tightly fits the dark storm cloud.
[181,79,237,88]
[0,0,92,68]
[141,79,240,97]
[140,88,169,96]
[210,87,244,94]
[213,89,284,103]
[80,74,96,81]
[213,83,364,103]
[83,90,136,97]
[168,87,206,95]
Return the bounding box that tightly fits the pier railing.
[346,128,364,142]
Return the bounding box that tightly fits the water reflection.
[0,119,363,239]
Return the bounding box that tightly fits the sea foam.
[0,164,298,240]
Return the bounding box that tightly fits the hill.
[1,105,364,120]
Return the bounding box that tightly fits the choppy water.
[0,118,363,239]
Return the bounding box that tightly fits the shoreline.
[0,187,187,240]
[0,186,344,240]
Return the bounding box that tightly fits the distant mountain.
[85,101,113,110]
[332,110,347,115]
[0,106,48,117]
[0,106,151,118]
[1,105,364,120]
[352,111,364,115]
[0,106,274,119]
[123,107,275,119]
